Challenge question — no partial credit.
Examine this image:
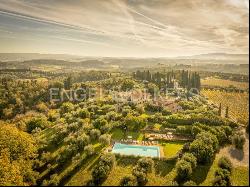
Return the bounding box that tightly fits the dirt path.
[217,131,249,167]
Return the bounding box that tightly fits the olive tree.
[99,134,111,146]
[232,132,245,150]
[175,160,192,181]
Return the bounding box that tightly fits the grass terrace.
[161,141,186,158]
[111,128,144,141]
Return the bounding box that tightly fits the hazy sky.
[0,0,248,57]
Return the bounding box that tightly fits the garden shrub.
[218,156,232,173]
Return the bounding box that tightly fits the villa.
[152,97,183,113]
[113,90,151,104]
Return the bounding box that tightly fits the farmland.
[201,77,249,90]
[201,89,249,125]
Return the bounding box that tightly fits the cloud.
[0,0,248,57]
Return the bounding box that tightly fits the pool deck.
[159,146,164,158]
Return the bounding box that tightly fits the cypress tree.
[146,70,151,81]
[225,106,229,118]
[197,74,201,90]
[64,76,72,90]
[218,103,222,116]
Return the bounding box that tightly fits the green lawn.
[102,165,175,186]
[103,157,176,186]
[102,164,133,186]
[111,128,144,141]
[58,143,102,185]
[161,141,185,158]
[192,164,213,185]
[200,157,249,186]
[231,166,249,186]
[66,146,104,186]
[66,155,177,186]
[65,150,247,186]
[66,156,98,186]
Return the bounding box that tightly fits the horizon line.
[0,52,249,59]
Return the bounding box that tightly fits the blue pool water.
[112,143,160,157]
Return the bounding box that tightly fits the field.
[231,166,249,186]
[200,157,249,186]
[65,152,102,186]
[201,77,249,90]
[201,89,249,124]
[66,154,248,186]
[66,156,177,186]
[111,128,144,141]
[161,141,185,158]
[68,154,226,186]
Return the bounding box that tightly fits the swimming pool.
[112,143,160,157]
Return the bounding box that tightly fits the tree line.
[133,70,201,90]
